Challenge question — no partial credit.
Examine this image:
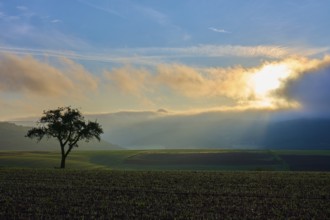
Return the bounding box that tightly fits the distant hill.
[261,118,330,149]
[89,111,330,150]
[9,111,330,150]
[0,122,123,151]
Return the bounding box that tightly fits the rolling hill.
[8,110,330,150]
[0,122,122,151]
[92,111,330,149]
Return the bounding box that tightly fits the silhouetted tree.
[26,107,103,168]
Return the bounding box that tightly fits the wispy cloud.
[1,45,328,67]
[134,4,189,42]
[16,6,28,11]
[0,23,89,50]
[208,27,230,34]
[0,46,164,66]
[156,45,290,58]
[110,45,329,61]
[51,19,62,23]
[15,5,35,18]
[0,4,87,50]
[135,5,169,26]
[0,12,20,21]
[76,0,125,18]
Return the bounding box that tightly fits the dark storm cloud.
[283,67,330,116]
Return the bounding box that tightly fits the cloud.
[1,45,328,66]
[101,64,239,108]
[0,12,20,22]
[156,64,208,97]
[77,0,125,18]
[0,53,98,97]
[208,27,230,33]
[0,10,89,51]
[1,52,330,121]
[0,46,163,66]
[58,57,99,92]
[279,62,330,115]
[0,52,102,120]
[163,45,318,59]
[103,55,330,111]
[15,5,35,19]
[116,45,294,59]
[103,66,156,107]
[51,19,61,23]
[0,53,72,96]
[104,66,150,95]
[16,6,28,11]
[136,6,169,26]
[134,4,189,43]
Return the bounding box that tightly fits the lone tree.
[26,107,103,168]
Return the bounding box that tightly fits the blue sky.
[0,0,330,120]
[2,0,329,48]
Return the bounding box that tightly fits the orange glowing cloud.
[104,55,330,110]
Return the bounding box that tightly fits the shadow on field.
[125,152,278,166]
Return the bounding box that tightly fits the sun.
[248,63,292,108]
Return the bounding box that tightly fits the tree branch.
[65,144,74,158]
[70,132,83,148]
[63,129,73,147]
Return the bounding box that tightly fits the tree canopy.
[26,106,103,168]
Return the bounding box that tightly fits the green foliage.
[0,122,118,151]
[26,107,103,147]
[0,169,329,219]
[25,107,103,168]
[2,150,330,171]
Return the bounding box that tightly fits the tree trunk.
[60,155,66,169]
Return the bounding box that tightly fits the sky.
[1,0,330,121]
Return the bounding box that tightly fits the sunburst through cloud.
[0,0,330,149]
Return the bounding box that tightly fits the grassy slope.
[0,151,105,169]
[1,149,330,171]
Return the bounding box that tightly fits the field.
[1,149,330,171]
[0,169,329,219]
[1,150,330,218]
